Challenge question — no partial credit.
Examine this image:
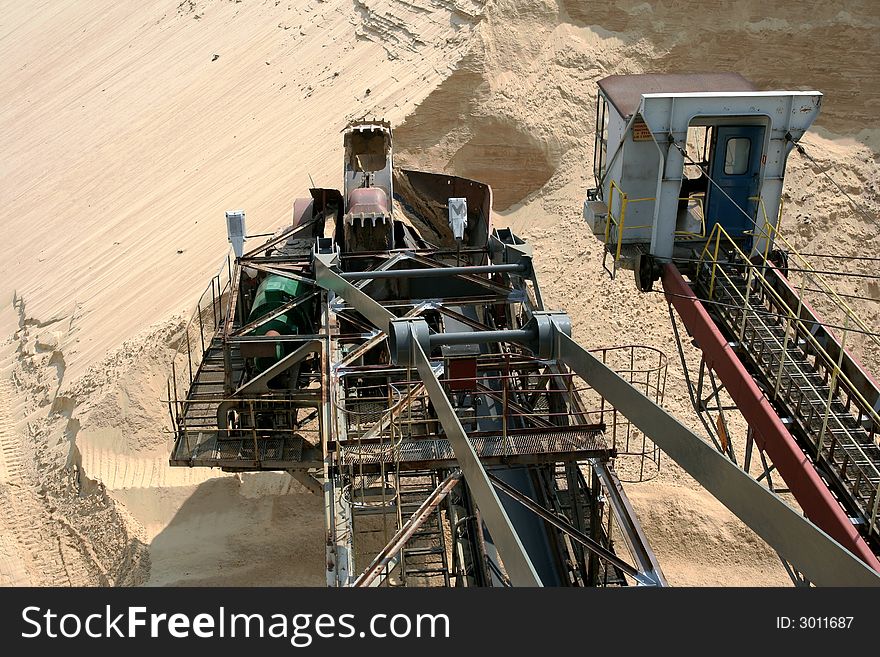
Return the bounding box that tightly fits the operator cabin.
[583,73,821,287]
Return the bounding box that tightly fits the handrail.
[603,180,705,276]
[750,198,880,352]
[167,250,233,438]
[700,223,880,431]
[702,254,880,534]
[699,223,880,535]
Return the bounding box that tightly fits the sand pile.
[1,0,878,586]
[0,300,149,585]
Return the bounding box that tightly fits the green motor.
[247,274,311,370]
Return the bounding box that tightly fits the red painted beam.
[661,264,880,571]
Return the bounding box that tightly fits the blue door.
[705,125,765,238]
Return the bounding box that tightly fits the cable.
[663,133,878,240]
[799,286,880,305]
[675,136,878,248]
[795,252,880,263]
[670,256,880,282]
[630,137,880,334]
[671,142,763,233]
[657,290,880,340]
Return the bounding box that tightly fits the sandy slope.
[1,0,481,386]
[1,0,483,586]
[1,0,878,587]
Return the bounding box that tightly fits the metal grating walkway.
[170,338,321,469]
[695,259,880,542]
[340,427,610,473]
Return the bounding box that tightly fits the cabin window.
[724,137,751,175]
[683,126,711,180]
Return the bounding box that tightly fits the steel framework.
[166,120,880,587]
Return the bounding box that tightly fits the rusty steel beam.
[352,470,463,587]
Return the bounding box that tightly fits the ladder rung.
[406,542,442,552]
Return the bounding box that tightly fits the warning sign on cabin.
[632,118,652,141]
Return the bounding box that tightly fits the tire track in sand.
[0,320,81,585]
[0,378,42,585]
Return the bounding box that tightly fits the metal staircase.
[397,471,451,586]
[694,236,880,548]
[170,338,243,463]
[170,332,319,467]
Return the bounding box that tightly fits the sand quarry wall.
[0,0,878,586]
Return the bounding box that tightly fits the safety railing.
[698,223,880,537]
[332,347,666,482]
[170,388,322,465]
[602,180,705,277]
[334,379,406,574]
[334,379,411,474]
[588,345,667,482]
[166,252,233,448]
[751,198,880,353]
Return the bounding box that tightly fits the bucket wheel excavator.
[166,101,879,586]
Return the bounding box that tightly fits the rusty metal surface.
[410,330,543,587]
[352,469,463,588]
[339,427,610,472]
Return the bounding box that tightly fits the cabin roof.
[598,73,757,119]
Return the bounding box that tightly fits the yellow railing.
[700,223,879,425]
[699,222,880,536]
[747,197,880,352]
[603,180,705,274]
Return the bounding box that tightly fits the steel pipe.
[340,263,526,280]
[429,328,533,347]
